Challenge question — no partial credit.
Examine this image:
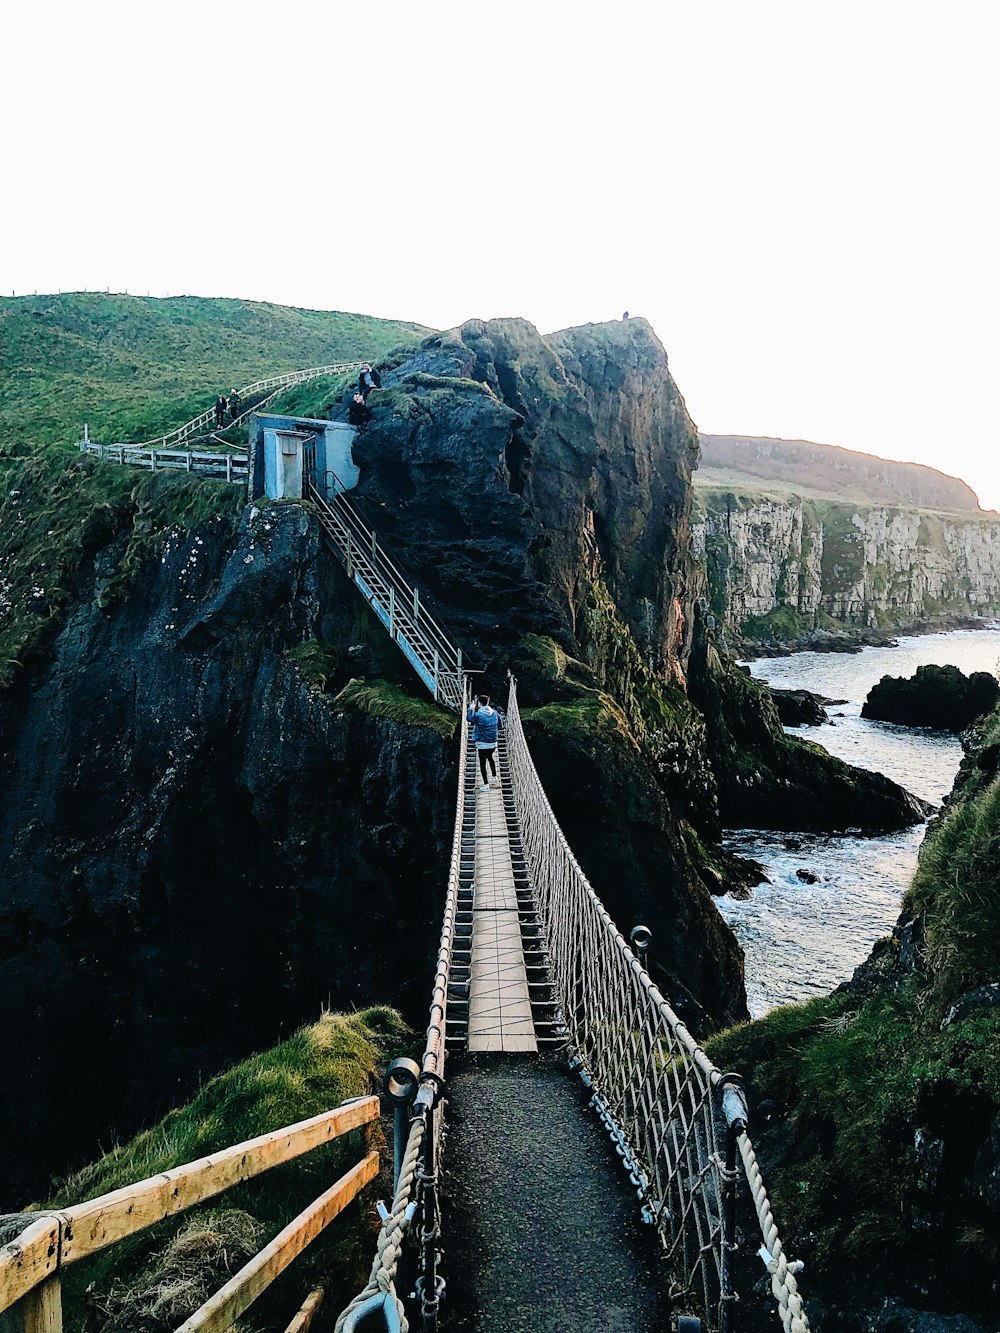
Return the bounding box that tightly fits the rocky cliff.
[0,503,457,1199]
[0,314,936,1207]
[0,317,748,1201]
[695,488,1000,643]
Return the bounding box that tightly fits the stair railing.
[305,472,466,710]
[0,1098,379,1333]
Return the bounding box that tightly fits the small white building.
[248,413,359,501]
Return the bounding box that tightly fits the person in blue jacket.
[468,693,499,792]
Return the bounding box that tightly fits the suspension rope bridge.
[1,365,812,1332]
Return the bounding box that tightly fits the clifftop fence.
[78,360,364,481]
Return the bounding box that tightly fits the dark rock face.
[352,316,700,681]
[862,664,1000,730]
[520,700,746,1032]
[347,318,746,1030]
[689,631,934,832]
[768,686,830,727]
[0,506,454,1200]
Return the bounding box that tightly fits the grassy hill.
[697,433,987,514]
[0,292,428,456]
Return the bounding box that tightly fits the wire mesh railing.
[336,679,469,1333]
[503,676,811,1333]
[305,473,466,710]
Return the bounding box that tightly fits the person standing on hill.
[214,394,227,428]
[468,693,499,793]
[228,389,241,421]
[358,363,382,399]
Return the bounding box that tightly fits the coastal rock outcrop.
[862,664,1000,730]
[694,491,1000,646]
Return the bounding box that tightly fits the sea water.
[716,627,1000,1016]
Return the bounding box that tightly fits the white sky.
[3,1,998,506]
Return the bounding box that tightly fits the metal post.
[226,453,233,482]
[346,532,354,580]
[389,586,396,639]
[413,587,419,621]
[420,1100,440,1333]
[433,649,440,701]
[371,529,377,562]
[456,648,462,676]
[186,452,192,473]
[630,924,652,965]
[150,449,157,473]
[719,1076,748,1333]
[384,1059,421,1195]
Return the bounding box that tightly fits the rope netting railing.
[335,679,468,1333]
[504,677,810,1333]
[88,361,364,452]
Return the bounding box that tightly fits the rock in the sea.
[768,686,830,726]
[795,867,819,883]
[862,664,1000,730]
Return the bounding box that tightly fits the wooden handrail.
[0,1097,378,1316]
[175,1153,378,1332]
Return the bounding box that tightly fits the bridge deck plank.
[467,777,537,1054]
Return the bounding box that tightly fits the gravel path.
[441,1053,673,1332]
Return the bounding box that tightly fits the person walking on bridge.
[214,394,227,428]
[468,694,499,793]
[228,388,241,421]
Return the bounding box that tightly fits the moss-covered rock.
[688,625,933,832]
[702,705,1000,1330]
[521,692,746,1032]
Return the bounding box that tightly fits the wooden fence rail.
[80,443,250,483]
[0,1097,379,1333]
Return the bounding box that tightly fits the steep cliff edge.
[0,502,456,1199]
[706,709,1000,1331]
[694,437,1000,649]
[0,312,935,1211]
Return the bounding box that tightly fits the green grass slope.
[24,1007,409,1333]
[0,292,428,453]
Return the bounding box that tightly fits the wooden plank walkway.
[466,770,537,1054]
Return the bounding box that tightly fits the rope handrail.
[101,361,364,451]
[504,676,810,1333]
[336,679,469,1333]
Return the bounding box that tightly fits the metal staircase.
[305,474,465,710]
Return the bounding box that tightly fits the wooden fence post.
[5,1275,62,1333]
